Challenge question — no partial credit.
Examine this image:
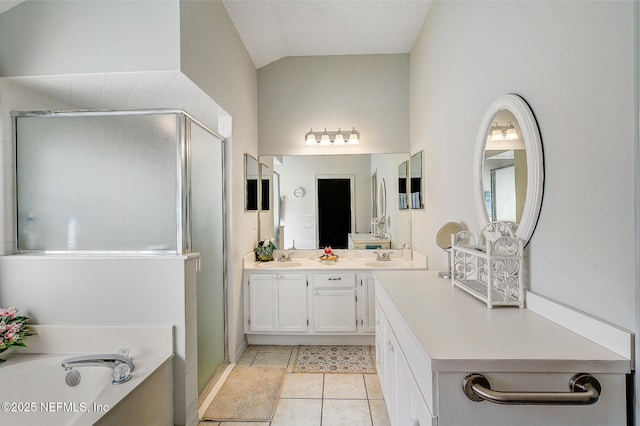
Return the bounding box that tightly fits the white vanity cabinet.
[247,273,308,333]
[358,272,376,334]
[376,300,435,426]
[311,272,357,333]
[375,270,630,426]
[244,270,380,340]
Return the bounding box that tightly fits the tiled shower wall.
[0,80,73,255]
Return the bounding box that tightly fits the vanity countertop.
[243,250,426,271]
[375,270,630,373]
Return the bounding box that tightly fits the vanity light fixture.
[488,122,518,142]
[305,127,360,146]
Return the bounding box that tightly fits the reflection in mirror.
[473,94,544,244]
[398,161,409,210]
[259,154,410,249]
[482,109,526,222]
[244,154,258,211]
[410,151,424,209]
[378,178,387,219]
[260,163,270,211]
[371,172,378,219]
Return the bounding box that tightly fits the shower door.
[189,119,227,393]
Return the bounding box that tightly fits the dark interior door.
[317,178,351,249]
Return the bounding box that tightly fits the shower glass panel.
[189,120,226,393]
[15,112,180,252]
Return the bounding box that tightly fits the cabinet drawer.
[312,273,356,288]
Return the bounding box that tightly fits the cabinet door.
[312,289,357,332]
[375,302,386,388]
[392,333,413,426]
[359,273,376,334]
[277,274,308,332]
[248,274,278,332]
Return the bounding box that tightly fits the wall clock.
[293,187,305,198]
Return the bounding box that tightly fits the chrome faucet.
[374,251,392,261]
[277,252,295,262]
[62,353,134,384]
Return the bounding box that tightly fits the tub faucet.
[62,353,134,384]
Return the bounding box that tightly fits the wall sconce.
[488,122,518,142]
[305,127,360,146]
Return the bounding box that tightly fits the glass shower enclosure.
[13,109,227,394]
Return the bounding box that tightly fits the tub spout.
[61,353,134,384]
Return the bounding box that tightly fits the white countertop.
[375,270,630,373]
[243,250,427,271]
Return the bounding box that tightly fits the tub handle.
[462,373,601,405]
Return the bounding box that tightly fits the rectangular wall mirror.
[259,153,411,250]
[398,160,409,210]
[410,151,424,209]
[245,154,258,211]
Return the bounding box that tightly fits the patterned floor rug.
[292,345,376,374]
[202,366,285,422]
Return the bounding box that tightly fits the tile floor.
[199,345,391,426]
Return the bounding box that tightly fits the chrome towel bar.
[462,373,601,405]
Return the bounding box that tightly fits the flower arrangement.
[255,237,277,262]
[0,307,34,355]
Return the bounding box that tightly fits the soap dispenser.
[402,244,412,260]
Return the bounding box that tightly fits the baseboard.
[526,290,634,366]
[247,334,375,346]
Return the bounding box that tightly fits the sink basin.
[258,261,303,268]
[364,261,407,268]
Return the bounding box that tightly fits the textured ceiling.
[0,0,25,14]
[222,0,432,69]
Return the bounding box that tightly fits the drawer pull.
[462,373,601,406]
[328,277,342,281]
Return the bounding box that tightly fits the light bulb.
[348,128,360,145]
[320,129,331,145]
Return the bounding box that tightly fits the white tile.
[322,399,372,426]
[271,398,321,426]
[369,399,391,426]
[364,374,383,400]
[323,373,367,399]
[280,373,324,399]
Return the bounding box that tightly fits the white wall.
[410,1,636,331]
[0,1,180,76]
[179,0,259,364]
[258,54,409,155]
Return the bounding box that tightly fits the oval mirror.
[473,94,544,244]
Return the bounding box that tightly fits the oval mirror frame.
[473,94,544,244]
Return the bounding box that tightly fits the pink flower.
[0,307,17,319]
[5,331,15,341]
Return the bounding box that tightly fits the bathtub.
[0,351,173,426]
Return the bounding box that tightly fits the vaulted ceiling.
[222,0,432,68]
